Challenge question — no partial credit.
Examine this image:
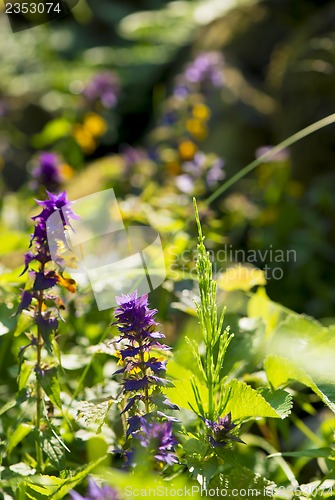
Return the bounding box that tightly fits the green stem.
[205,112,335,206]
[35,290,44,473]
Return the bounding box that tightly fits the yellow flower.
[186,119,208,140]
[83,113,107,137]
[73,124,96,154]
[192,103,211,121]
[178,140,197,160]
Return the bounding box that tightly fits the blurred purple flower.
[0,99,8,117]
[175,174,194,194]
[184,52,225,88]
[32,152,62,192]
[255,146,289,162]
[83,72,120,109]
[206,158,225,187]
[132,418,178,466]
[203,413,244,448]
[120,145,147,168]
[70,478,119,500]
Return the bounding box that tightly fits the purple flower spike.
[203,413,244,448]
[70,477,119,500]
[112,290,178,439]
[133,418,178,466]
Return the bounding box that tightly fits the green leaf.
[259,388,293,419]
[166,377,208,413]
[32,118,72,148]
[208,464,275,499]
[38,430,65,470]
[224,380,284,421]
[264,355,335,414]
[77,400,113,432]
[39,366,62,410]
[248,287,286,338]
[18,361,34,391]
[14,313,34,337]
[7,423,34,454]
[269,447,335,459]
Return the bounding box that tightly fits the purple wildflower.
[112,291,178,443]
[83,72,120,109]
[206,158,225,187]
[132,418,178,466]
[203,413,244,448]
[185,52,224,87]
[18,191,78,313]
[31,152,62,192]
[70,478,119,500]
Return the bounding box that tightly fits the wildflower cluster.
[113,291,178,466]
[149,52,225,195]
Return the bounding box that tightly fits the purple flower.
[206,158,225,187]
[31,152,62,192]
[203,413,244,448]
[18,191,78,314]
[83,72,120,109]
[113,291,177,436]
[255,146,289,163]
[132,418,178,466]
[70,478,119,500]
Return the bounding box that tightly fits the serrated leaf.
[77,400,113,432]
[209,465,275,499]
[259,388,293,418]
[39,367,62,410]
[165,377,208,413]
[264,355,335,414]
[7,423,34,454]
[224,380,283,421]
[39,430,65,470]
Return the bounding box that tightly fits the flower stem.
[35,290,44,473]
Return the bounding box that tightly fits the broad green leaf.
[224,380,284,421]
[77,400,113,432]
[217,264,266,292]
[248,287,286,338]
[14,312,34,337]
[7,424,34,454]
[39,430,65,470]
[259,388,293,419]
[208,462,275,499]
[267,314,335,381]
[39,367,62,409]
[265,355,335,414]
[166,377,208,413]
[18,361,34,391]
